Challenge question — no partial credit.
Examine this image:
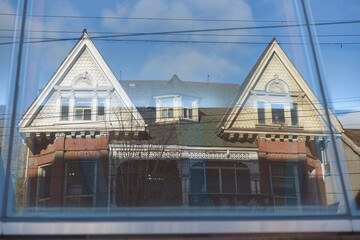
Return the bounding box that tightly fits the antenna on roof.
[207,74,210,83]
[83,28,87,34]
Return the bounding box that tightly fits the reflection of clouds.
[338,111,360,129]
[102,0,255,42]
[101,0,254,83]
[0,0,16,104]
[22,1,86,110]
[0,0,15,30]
[139,47,240,82]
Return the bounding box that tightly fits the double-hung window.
[60,98,69,121]
[271,103,285,123]
[64,161,96,207]
[290,103,298,126]
[97,98,105,120]
[257,101,265,124]
[75,98,92,121]
[270,164,299,207]
[183,108,193,119]
[37,164,52,207]
[161,98,174,119]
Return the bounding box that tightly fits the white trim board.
[19,31,145,132]
[1,219,354,235]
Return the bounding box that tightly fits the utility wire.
[1,28,360,38]
[1,12,359,23]
[1,19,360,46]
[1,38,360,46]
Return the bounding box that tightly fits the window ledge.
[255,124,304,131]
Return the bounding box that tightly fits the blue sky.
[0,0,359,127]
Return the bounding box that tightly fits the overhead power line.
[1,38,359,46]
[0,19,360,46]
[1,31,360,38]
[1,12,359,23]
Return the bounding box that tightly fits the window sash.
[190,162,250,194]
[60,98,69,121]
[161,108,174,118]
[64,161,97,207]
[271,104,285,123]
[291,103,298,126]
[74,98,92,121]
[183,108,193,119]
[97,99,105,120]
[37,165,52,206]
[257,101,265,124]
[270,164,299,207]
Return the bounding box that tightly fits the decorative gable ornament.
[73,71,96,88]
[19,29,146,135]
[219,38,343,139]
[266,75,289,93]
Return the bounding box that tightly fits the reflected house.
[19,30,356,210]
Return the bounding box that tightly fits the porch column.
[177,160,190,206]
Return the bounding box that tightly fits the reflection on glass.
[3,0,358,220]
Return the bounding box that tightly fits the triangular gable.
[222,38,343,134]
[19,30,145,132]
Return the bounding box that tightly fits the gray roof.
[120,74,241,108]
[119,77,256,148]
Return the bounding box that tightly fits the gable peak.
[170,74,182,83]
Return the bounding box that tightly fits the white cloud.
[101,0,254,82]
[0,0,16,30]
[27,1,85,86]
[139,48,240,82]
[0,0,16,104]
[102,0,254,39]
[338,111,360,129]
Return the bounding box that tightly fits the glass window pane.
[271,104,285,123]
[61,98,69,121]
[236,170,251,194]
[221,169,235,193]
[291,103,298,126]
[190,168,205,193]
[84,109,91,120]
[75,98,92,108]
[75,109,83,120]
[207,169,220,193]
[168,108,174,118]
[5,0,356,224]
[98,99,105,120]
[257,101,265,124]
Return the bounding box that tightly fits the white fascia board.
[19,32,145,131]
[2,219,354,235]
[19,36,87,129]
[224,39,343,133]
[224,42,277,129]
[273,43,343,134]
[83,34,145,130]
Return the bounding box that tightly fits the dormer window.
[75,98,92,121]
[183,108,193,120]
[155,95,198,123]
[183,98,194,120]
[160,98,174,119]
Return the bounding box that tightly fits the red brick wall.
[26,136,109,207]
